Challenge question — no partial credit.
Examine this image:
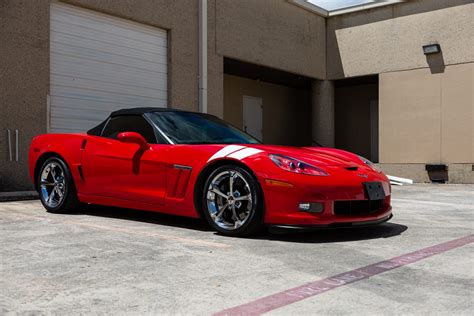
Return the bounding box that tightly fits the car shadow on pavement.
[74,205,213,232]
[260,222,408,243]
[72,205,407,243]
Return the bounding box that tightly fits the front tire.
[37,157,80,213]
[202,165,263,237]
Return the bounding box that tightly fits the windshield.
[146,111,261,145]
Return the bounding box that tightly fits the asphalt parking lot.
[1,184,473,315]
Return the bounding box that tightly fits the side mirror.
[117,132,149,150]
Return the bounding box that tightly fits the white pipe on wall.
[198,0,208,113]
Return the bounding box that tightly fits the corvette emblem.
[357,173,368,178]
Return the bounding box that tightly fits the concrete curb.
[0,191,39,202]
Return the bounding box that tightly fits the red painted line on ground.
[214,234,474,316]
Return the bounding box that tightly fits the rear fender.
[29,134,87,192]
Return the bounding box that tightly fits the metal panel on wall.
[50,3,168,133]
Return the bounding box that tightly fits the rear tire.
[37,157,80,213]
[202,165,263,237]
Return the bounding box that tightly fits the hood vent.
[345,166,358,171]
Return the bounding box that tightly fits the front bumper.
[258,166,392,226]
[268,213,393,231]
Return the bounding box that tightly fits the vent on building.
[426,164,448,183]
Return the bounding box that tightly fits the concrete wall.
[216,0,326,79]
[0,0,201,191]
[1,0,50,191]
[224,75,312,146]
[335,83,377,159]
[1,0,325,191]
[2,0,473,190]
[379,163,474,184]
[328,0,474,183]
[327,1,474,79]
[379,63,473,164]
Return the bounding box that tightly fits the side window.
[101,115,158,143]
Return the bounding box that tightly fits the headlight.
[269,154,328,176]
[358,155,382,173]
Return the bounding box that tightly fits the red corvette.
[29,108,392,236]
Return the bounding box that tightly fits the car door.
[81,115,168,205]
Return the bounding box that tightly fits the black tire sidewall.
[202,165,263,236]
[37,157,76,213]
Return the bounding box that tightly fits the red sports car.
[29,108,392,236]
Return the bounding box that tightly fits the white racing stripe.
[207,145,245,162]
[227,147,263,160]
[207,145,263,162]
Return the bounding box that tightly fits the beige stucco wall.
[379,163,474,184]
[224,75,311,146]
[1,0,473,189]
[327,1,474,79]
[379,63,473,164]
[216,0,326,79]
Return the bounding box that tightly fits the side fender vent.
[167,165,192,198]
[78,165,85,182]
[80,139,87,150]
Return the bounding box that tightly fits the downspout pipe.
[199,0,208,113]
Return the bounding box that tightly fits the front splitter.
[267,214,393,232]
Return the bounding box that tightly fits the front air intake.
[334,200,383,216]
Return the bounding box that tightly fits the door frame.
[242,95,263,142]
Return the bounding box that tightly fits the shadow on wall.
[425,50,445,74]
[326,0,469,78]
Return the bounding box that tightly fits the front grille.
[334,199,384,216]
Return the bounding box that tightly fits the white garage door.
[50,3,168,133]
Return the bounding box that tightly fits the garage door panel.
[51,86,166,107]
[50,27,167,60]
[50,17,167,47]
[51,5,167,42]
[50,36,167,65]
[50,96,129,115]
[50,47,167,75]
[51,106,111,122]
[51,61,167,91]
[51,89,166,106]
[50,35,167,65]
[50,2,168,133]
[51,75,167,100]
[50,117,103,133]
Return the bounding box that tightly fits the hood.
[246,145,362,167]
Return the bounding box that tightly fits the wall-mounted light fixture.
[423,43,441,55]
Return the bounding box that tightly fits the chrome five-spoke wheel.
[40,161,67,208]
[37,157,79,213]
[203,165,262,236]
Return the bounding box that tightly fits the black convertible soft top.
[87,107,212,136]
[87,107,178,136]
[110,107,183,117]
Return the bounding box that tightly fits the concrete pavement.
[1,184,473,314]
